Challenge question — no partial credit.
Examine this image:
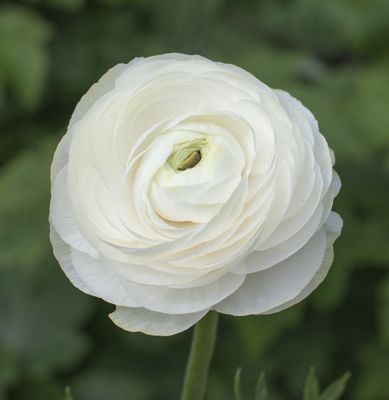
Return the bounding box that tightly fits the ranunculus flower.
[50,53,341,336]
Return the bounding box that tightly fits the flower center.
[167,139,207,172]
[178,150,201,171]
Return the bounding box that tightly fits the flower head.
[50,54,342,336]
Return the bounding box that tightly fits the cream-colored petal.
[71,249,244,313]
[71,249,140,307]
[50,167,98,257]
[50,133,72,182]
[214,229,328,316]
[237,202,324,274]
[49,227,95,296]
[109,307,207,336]
[262,212,342,314]
[51,63,133,183]
[69,62,137,127]
[275,89,334,193]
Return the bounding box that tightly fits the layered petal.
[213,212,342,315]
[109,307,208,336]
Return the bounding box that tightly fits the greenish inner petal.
[167,139,208,171]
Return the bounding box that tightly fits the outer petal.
[237,201,324,274]
[109,307,207,336]
[213,212,342,316]
[50,133,72,182]
[49,227,95,296]
[263,212,342,314]
[51,62,135,182]
[50,167,98,257]
[71,249,245,314]
[275,89,333,194]
[70,249,140,307]
[68,62,139,127]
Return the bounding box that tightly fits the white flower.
[50,53,342,336]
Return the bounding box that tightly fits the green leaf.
[254,372,267,400]
[234,367,244,400]
[319,372,351,400]
[64,387,74,400]
[304,367,320,400]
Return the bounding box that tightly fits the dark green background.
[1,0,389,399]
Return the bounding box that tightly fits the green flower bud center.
[167,139,207,171]
[178,150,201,171]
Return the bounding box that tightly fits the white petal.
[257,166,323,251]
[49,227,95,296]
[275,89,334,193]
[109,307,207,336]
[331,170,341,198]
[214,229,329,315]
[49,61,129,183]
[237,202,324,274]
[263,212,342,314]
[71,249,140,307]
[71,249,245,313]
[255,160,294,246]
[102,254,222,288]
[238,173,338,276]
[323,211,343,243]
[50,167,98,257]
[68,62,137,127]
[50,133,72,182]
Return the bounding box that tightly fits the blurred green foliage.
[0,0,388,399]
[233,368,350,400]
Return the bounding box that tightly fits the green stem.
[180,311,219,400]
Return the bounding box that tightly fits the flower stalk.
[180,311,219,400]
